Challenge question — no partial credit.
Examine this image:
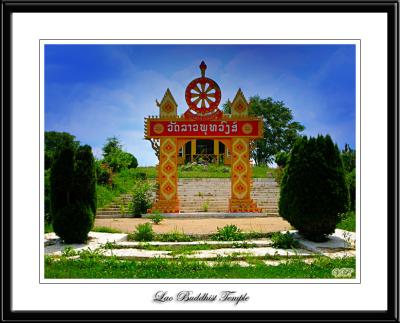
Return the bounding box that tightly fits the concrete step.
[96,178,280,218]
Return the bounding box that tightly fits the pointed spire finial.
[199,61,207,77]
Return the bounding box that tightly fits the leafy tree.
[275,151,289,168]
[223,96,305,165]
[279,135,349,242]
[45,131,80,170]
[95,160,113,186]
[102,137,138,172]
[102,136,122,159]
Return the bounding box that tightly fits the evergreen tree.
[74,145,97,215]
[279,135,349,241]
[50,144,96,243]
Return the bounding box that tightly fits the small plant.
[119,204,127,216]
[78,247,105,259]
[197,192,203,197]
[202,201,209,212]
[62,246,78,257]
[212,224,245,241]
[270,231,299,249]
[131,223,154,242]
[157,229,192,242]
[102,241,118,249]
[130,181,153,217]
[149,210,164,225]
[337,210,356,232]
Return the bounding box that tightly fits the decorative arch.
[145,61,263,213]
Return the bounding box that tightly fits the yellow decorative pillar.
[148,89,180,213]
[191,139,196,162]
[229,89,261,212]
[214,140,219,163]
[150,137,179,213]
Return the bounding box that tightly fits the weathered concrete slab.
[99,246,310,259]
[44,231,128,255]
[116,239,272,247]
[290,229,356,254]
[184,247,311,259]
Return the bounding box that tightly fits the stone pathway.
[44,229,356,265]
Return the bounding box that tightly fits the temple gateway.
[145,61,263,213]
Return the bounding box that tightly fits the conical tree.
[50,144,76,241]
[74,145,97,215]
[50,144,96,243]
[279,135,349,241]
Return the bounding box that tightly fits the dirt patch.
[94,217,292,235]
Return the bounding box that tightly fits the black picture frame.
[2,1,398,322]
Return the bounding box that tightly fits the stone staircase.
[178,178,279,216]
[96,178,279,218]
[96,193,135,218]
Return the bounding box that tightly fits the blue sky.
[45,44,356,166]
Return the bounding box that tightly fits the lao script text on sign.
[145,119,263,138]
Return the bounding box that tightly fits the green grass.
[92,226,123,234]
[44,255,356,279]
[96,168,156,208]
[96,184,118,208]
[337,211,356,232]
[176,164,274,178]
[102,242,257,254]
[126,229,272,242]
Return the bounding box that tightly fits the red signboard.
[146,119,263,138]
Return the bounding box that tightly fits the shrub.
[275,151,289,168]
[129,154,138,169]
[133,172,147,180]
[50,144,96,243]
[279,135,349,242]
[131,223,154,241]
[131,181,153,217]
[202,201,209,212]
[149,210,164,225]
[95,161,113,186]
[270,231,299,249]
[212,224,245,241]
